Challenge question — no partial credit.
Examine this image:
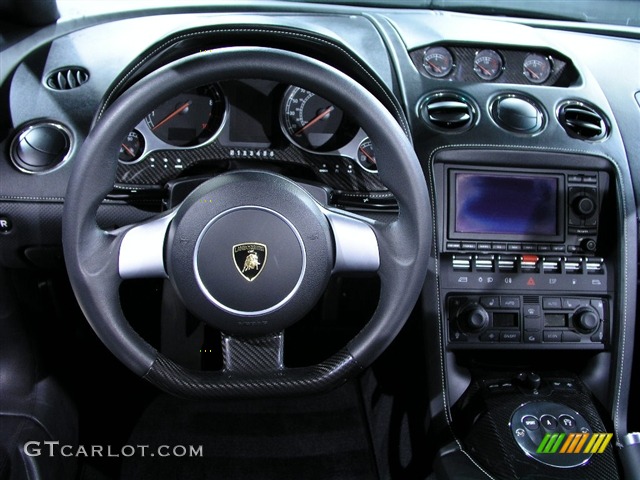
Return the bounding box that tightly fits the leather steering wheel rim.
[62,47,431,397]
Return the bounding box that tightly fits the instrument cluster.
[116,79,378,186]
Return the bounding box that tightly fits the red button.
[522,255,539,263]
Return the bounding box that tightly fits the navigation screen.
[454,173,558,236]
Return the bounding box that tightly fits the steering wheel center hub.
[194,206,306,316]
[166,170,334,335]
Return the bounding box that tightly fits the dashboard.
[1,2,640,478]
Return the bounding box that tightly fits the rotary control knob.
[458,304,490,333]
[573,306,600,334]
[572,194,596,217]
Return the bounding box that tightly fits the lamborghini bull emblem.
[233,243,267,282]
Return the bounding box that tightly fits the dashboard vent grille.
[558,102,607,141]
[45,67,89,91]
[420,93,476,131]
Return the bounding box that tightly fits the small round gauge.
[280,86,358,152]
[422,46,454,78]
[145,84,225,147]
[473,49,503,81]
[356,138,377,173]
[523,54,552,84]
[118,130,145,163]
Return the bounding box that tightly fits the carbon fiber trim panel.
[457,378,619,479]
[143,349,361,398]
[116,142,386,191]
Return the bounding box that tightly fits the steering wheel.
[62,47,430,397]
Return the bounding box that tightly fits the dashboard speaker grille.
[420,92,476,131]
[558,101,607,141]
[45,67,89,90]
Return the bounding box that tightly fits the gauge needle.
[152,100,192,131]
[525,66,539,79]
[477,63,492,76]
[427,61,442,73]
[294,106,334,136]
[359,146,376,165]
[121,143,135,157]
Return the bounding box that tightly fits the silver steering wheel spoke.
[118,211,176,279]
[322,208,380,274]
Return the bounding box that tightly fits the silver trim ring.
[193,205,307,317]
[10,121,74,175]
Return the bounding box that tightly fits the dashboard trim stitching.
[428,143,629,471]
[96,26,411,138]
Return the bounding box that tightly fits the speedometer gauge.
[280,86,358,152]
[145,84,226,147]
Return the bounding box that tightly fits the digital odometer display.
[454,173,558,236]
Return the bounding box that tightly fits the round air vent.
[10,122,73,174]
[557,101,608,141]
[491,94,545,134]
[419,92,477,132]
[45,67,89,91]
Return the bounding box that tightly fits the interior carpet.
[120,380,377,479]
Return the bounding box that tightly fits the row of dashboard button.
[447,242,567,252]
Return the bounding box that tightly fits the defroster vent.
[45,67,89,91]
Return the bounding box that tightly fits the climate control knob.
[458,304,490,333]
[573,306,600,333]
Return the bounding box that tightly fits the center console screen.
[452,172,560,239]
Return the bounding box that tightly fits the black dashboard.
[2,2,640,478]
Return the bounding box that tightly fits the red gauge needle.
[121,143,135,157]
[359,146,376,165]
[476,63,493,76]
[427,61,442,73]
[152,100,192,131]
[525,66,539,79]
[294,106,334,136]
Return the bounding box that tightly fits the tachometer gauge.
[473,49,503,81]
[145,84,225,147]
[118,130,144,163]
[280,86,358,152]
[523,54,552,84]
[356,138,377,173]
[422,46,454,78]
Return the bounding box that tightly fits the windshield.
[54,0,640,27]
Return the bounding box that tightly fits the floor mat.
[120,381,377,480]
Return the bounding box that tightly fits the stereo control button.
[479,330,499,342]
[562,332,581,342]
[501,296,520,308]
[543,331,562,342]
[500,331,520,342]
[524,305,541,317]
[492,243,507,251]
[480,296,499,308]
[542,297,562,309]
[524,317,541,331]
[524,332,542,343]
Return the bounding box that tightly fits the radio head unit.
[444,167,606,255]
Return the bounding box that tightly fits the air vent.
[45,67,89,91]
[419,92,476,132]
[558,101,608,141]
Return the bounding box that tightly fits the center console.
[433,151,613,350]
[431,149,619,479]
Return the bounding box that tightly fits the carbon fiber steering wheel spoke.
[222,332,285,374]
